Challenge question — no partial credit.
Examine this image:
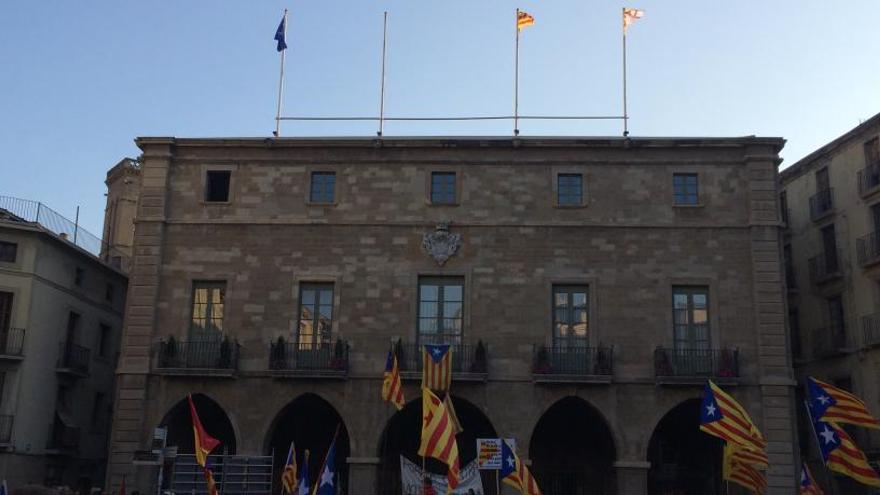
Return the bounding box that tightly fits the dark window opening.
[865,137,879,166]
[557,174,583,206]
[430,172,457,204]
[74,267,84,287]
[105,283,114,303]
[673,173,699,205]
[0,242,17,263]
[205,170,231,202]
[309,172,336,203]
[97,324,111,358]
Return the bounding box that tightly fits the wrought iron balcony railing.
[864,314,880,349]
[395,341,488,375]
[857,232,880,267]
[155,339,240,373]
[811,325,849,358]
[532,345,613,377]
[858,164,880,196]
[268,340,349,375]
[0,327,25,357]
[56,342,90,375]
[808,250,842,284]
[0,415,12,444]
[654,348,740,379]
[809,188,834,221]
[46,421,80,451]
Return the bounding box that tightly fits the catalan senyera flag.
[622,7,644,32]
[517,10,535,31]
[282,441,299,494]
[808,377,880,429]
[813,419,880,488]
[382,349,405,410]
[725,441,769,469]
[188,394,221,467]
[800,463,824,494]
[418,388,460,493]
[422,344,452,392]
[725,460,767,494]
[700,380,767,452]
[500,439,542,495]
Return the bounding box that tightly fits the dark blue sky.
[1,1,878,234]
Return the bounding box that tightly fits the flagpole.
[378,11,388,137]
[804,399,837,495]
[274,9,289,137]
[622,7,629,137]
[514,8,520,136]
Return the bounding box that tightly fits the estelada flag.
[808,377,880,429]
[700,380,767,452]
[814,419,880,488]
[188,394,221,467]
[800,462,824,494]
[724,441,769,469]
[500,439,542,495]
[517,11,535,31]
[382,348,405,410]
[422,344,452,392]
[419,388,460,493]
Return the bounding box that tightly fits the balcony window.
[297,283,334,347]
[866,137,879,167]
[309,172,336,203]
[189,281,225,341]
[553,285,588,348]
[418,277,463,344]
[673,287,710,351]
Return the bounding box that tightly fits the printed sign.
[400,455,483,495]
[476,438,516,470]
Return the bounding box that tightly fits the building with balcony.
[107,135,798,494]
[0,198,128,488]
[780,110,880,493]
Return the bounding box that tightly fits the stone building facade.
[780,111,880,493]
[107,136,798,494]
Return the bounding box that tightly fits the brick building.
[107,135,798,494]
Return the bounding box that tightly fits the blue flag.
[314,436,337,495]
[274,15,287,52]
[297,451,310,495]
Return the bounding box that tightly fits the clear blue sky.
[1,1,878,234]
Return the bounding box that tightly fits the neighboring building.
[101,158,141,272]
[0,199,128,488]
[107,135,798,494]
[780,111,880,494]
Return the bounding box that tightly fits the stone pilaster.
[615,461,649,495]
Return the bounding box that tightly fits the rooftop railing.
[654,347,739,380]
[0,327,25,357]
[809,188,834,221]
[268,340,349,376]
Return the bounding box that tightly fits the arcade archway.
[377,395,498,495]
[529,396,616,495]
[264,393,351,494]
[647,398,722,495]
[160,393,237,455]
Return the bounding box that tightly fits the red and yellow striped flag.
[814,419,880,488]
[623,8,644,32]
[188,394,221,467]
[418,388,460,493]
[700,381,767,452]
[808,377,880,429]
[517,10,535,31]
[422,344,452,392]
[382,349,405,410]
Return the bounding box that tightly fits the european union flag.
[274,15,287,52]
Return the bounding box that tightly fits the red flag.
[188,394,221,467]
[118,475,126,495]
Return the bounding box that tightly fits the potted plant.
[161,335,178,367]
[594,345,612,375]
[329,340,348,371]
[270,336,287,370]
[472,340,487,373]
[534,346,552,374]
[218,336,232,368]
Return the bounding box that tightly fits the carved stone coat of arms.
[422,222,461,266]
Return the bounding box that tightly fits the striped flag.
[813,419,880,488]
[418,388,460,492]
[724,441,769,469]
[422,344,452,392]
[297,450,311,495]
[623,8,644,32]
[700,380,767,452]
[281,441,299,493]
[808,377,880,429]
[500,439,542,495]
[382,348,405,410]
[800,463,824,494]
[726,460,767,494]
[517,11,535,31]
[203,466,219,495]
[189,395,221,495]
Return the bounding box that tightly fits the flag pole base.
[514,129,520,136]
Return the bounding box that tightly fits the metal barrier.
[532,345,613,376]
[268,340,349,373]
[170,454,273,495]
[0,327,25,356]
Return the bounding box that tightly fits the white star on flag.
[507,456,515,468]
[706,403,716,417]
[817,395,831,405]
[433,348,442,356]
[321,467,334,486]
[819,425,836,445]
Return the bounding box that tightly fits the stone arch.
[263,393,351,494]
[646,398,723,495]
[159,393,237,455]
[376,394,498,495]
[529,396,617,494]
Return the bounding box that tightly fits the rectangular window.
[97,324,111,358]
[105,283,114,303]
[74,267,84,287]
[828,295,846,335]
[297,283,334,346]
[0,242,17,263]
[430,172,457,204]
[189,281,225,341]
[309,172,336,203]
[865,137,879,166]
[552,285,589,347]
[557,174,583,206]
[91,393,105,427]
[821,224,838,272]
[418,277,464,344]
[65,312,80,344]
[673,173,699,205]
[672,287,710,350]
[872,203,880,234]
[784,244,795,289]
[816,167,830,192]
[205,170,231,202]
[0,292,12,335]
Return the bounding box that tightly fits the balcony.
[46,418,80,454]
[0,415,12,445]
[55,342,90,377]
[857,232,880,267]
[532,345,613,384]
[154,339,240,377]
[396,341,488,382]
[864,314,880,349]
[809,188,834,221]
[858,164,880,198]
[808,250,843,285]
[268,340,349,379]
[654,348,740,385]
[811,325,850,358]
[0,328,25,360]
